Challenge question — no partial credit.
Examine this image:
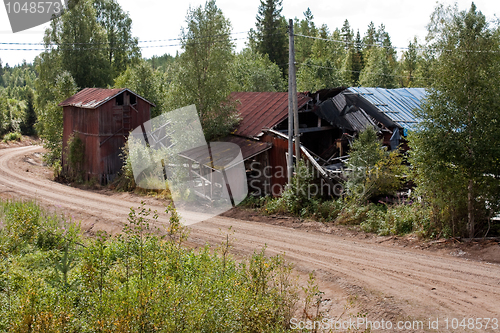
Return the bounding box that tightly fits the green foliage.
[35,71,78,166]
[0,91,26,135]
[114,59,168,117]
[41,0,140,89]
[0,200,302,332]
[2,132,22,142]
[166,0,239,141]
[294,8,317,64]
[409,3,500,237]
[358,202,433,237]
[359,47,396,88]
[65,134,85,182]
[249,0,288,74]
[346,127,406,203]
[231,48,285,92]
[20,88,37,136]
[93,0,141,79]
[48,0,110,88]
[296,58,343,92]
[253,161,344,221]
[146,53,176,72]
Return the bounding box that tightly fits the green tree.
[46,0,110,88]
[93,0,140,78]
[0,93,25,134]
[166,0,239,141]
[399,37,419,87]
[0,59,4,87]
[147,53,176,71]
[340,30,363,86]
[231,48,285,92]
[363,21,377,51]
[296,58,343,92]
[311,24,330,60]
[341,19,353,49]
[249,0,288,73]
[37,71,77,165]
[20,88,37,135]
[114,60,167,117]
[294,8,317,64]
[359,47,396,88]
[43,0,139,89]
[346,127,406,203]
[410,3,500,237]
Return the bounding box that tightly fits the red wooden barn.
[59,88,155,183]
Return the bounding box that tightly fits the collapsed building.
[222,87,427,197]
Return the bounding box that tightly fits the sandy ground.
[1,145,500,332]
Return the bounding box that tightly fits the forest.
[1,0,499,238]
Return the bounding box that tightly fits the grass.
[0,199,318,332]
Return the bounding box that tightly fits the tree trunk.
[467,179,474,238]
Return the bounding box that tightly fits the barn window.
[130,94,137,105]
[116,93,124,105]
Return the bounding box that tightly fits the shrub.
[65,133,85,182]
[0,200,304,332]
[345,127,407,203]
[2,131,22,142]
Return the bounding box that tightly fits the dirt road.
[1,145,500,331]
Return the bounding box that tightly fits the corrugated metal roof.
[59,87,156,109]
[347,87,427,130]
[231,92,312,138]
[315,93,377,132]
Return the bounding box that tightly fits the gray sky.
[1,0,499,66]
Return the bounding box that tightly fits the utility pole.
[287,19,300,187]
[287,19,294,186]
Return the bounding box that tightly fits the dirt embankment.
[1,145,500,332]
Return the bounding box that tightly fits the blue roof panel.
[347,87,427,130]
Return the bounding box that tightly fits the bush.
[65,133,85,182]
[0,200,303,332]
[2,131,22,142]
[345,127,407,203]
[356,201,433,237]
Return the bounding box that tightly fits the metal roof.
[231,92,312,138]
[315,93,378,132]
[178,135,272,170]
[59,88,156,109]
[346,87,427,130]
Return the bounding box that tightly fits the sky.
[1,0,500,67]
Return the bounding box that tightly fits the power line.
[0,36,249,51]
[294,33,500,54]
[297,61,433,82]
[0,29,265,47]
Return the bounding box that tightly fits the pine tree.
[363,21,377,50]
[20,88,36,135]
[249,0,288,73]
[311,24,329,60]
[400,37,419,87]
[341,19,353,49]
[294,8,317,64]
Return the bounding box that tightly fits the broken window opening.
[116,93,124,106]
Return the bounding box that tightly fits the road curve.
[1,145,499,327]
